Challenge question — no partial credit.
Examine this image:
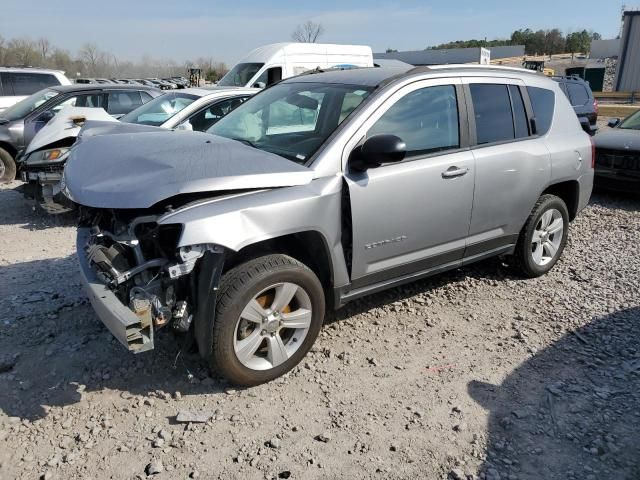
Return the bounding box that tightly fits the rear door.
[463,78,551,259]
[345,78,476,287]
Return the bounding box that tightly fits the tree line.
[386,28,602,56]
[0,35,228,81]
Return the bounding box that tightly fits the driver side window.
[368,85,460,159]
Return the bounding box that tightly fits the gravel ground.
[1,175,639,480]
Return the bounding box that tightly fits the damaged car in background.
[21,88,254,213]
[63,66,593,386]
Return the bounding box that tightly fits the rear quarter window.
[526,86,555,136]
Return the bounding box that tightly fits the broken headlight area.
[81,208,221,334]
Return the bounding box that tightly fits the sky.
[0,0,630,65]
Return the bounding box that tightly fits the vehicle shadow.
[0,256,226,422]
[468,307,640,480]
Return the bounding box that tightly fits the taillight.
[593,98,598,116]
[590,136,596,169]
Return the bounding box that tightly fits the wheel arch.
[223,230,335,307]
[0,141,17,158]
[541,180,580,221]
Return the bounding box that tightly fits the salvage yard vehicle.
[21,88,254,212]
[553,75,598,135]
[216,42,373,89]
[593,109,640,192]
[0,67,71,113]
[1,84,161,182]
[64,65,593,386]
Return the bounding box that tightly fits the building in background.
[373,45,524,66]
[590,39,621,60]
[614,10,640,92]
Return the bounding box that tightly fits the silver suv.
[64,65,594,386]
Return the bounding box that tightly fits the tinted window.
[186,96,248,131]
[368,85,459,157]
[566,83,589,106]
[107,91,143,115]
[470,84,514,144]
[5,72,60,96]
[509,85,529,138]
[527,86,555,135]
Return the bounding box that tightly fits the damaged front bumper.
[78,227,155,352]
[77,218,225,355]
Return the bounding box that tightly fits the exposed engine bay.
[78,207,223,351]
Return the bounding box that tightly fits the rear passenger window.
[566,83,589,106]
[368,85,459,158]
[107,91,143,115]
[526,86,555,135]
[470,84,514,144]
[509,85,529,138]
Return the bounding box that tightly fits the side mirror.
[579,117,592,134]
[175,121,193,131]
[349,134,406,172]
[252,81,266,89]
[608,118,620,128]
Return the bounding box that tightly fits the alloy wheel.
[531,208,564,266]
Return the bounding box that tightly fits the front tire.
[514,194,569,278]
[0,147,16,183]
[209,254,325,386]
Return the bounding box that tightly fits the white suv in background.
[0,67,71,113]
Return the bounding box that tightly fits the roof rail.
[550,74,584,81]
[408,63,540,75]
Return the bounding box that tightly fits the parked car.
[64,65,593,386]
[217,42,373,89]
[0,83,161,182]
[553,75,598,135]
[147,78,175,90]
[20,88,254,212]
[593,109,640,192]
[0,67,71,113]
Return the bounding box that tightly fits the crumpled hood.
[594,128,640,152]
[63,130,313,209]
[25,106,116,157]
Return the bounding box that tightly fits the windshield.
[207,82,372,163]
[217,63,264,87]
[0,88,59,121]
[619,110,640,130]
[120,92,199,126]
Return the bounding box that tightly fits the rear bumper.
[594,169,640,193]
[77,228,154,353]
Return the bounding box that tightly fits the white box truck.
[216,43,374,88]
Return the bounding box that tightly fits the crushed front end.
[76,208,223,353]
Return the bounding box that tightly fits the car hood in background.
[78,119,167,142]
[63,131,313,209]
[25,106,116,157]
[594,128,640,152]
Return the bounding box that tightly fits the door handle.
[441,166,469,178]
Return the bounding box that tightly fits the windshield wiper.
[229,137,257,148]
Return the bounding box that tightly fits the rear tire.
[0,147,16,183]
[514,194,569,278]
[208,254,325,386]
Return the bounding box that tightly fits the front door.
[344,79,475,288]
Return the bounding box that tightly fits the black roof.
[49,84,161,93]
[282,67,413,87]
